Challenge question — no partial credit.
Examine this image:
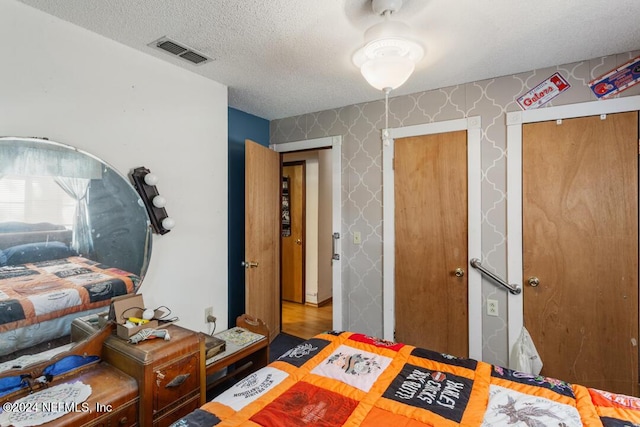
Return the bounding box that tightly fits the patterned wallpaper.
[270,50,640,366]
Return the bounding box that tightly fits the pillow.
[3,242,77,266]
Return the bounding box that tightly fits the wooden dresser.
[101,324,205,426]
[56,363,139,427]
[0,362,138,427]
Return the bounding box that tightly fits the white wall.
[0,1,229,332]
[304,159,319,304]
[317,149,333,304]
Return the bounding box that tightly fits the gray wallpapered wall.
[270,50,640,366]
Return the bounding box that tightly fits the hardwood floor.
[281,301,332,339]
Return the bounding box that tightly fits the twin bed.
[174,330,640,427]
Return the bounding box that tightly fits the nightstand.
[102,324,205,426]
[205,315,269,393]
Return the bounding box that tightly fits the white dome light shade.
[359,53,416,91]
[152,195,167,208]
[353,18,424,91]
[161,217,175,230]
[144,173,159,186]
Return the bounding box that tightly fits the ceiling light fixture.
[352,0,424,146]
[352,0,424,93]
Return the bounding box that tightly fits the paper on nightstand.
[216,327,264,347]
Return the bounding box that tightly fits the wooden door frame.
[272,136,342,330]
[383,116,483,360]
[506,94,640,366]
[282,161,306,303]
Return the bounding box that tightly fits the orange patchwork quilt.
[0,256,138,333]
[174,331,640,427]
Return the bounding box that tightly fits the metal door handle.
[295,239,302,245]
[470,258,522,295]
[242,261,259,269]
[528,276,540,287]
[332,232,340,261]
[454,268,465,277]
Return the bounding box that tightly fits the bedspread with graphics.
[0,256,138,333]
[173,331,640,427]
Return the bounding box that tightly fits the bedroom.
[1,0,640,425]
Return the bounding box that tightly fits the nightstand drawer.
[154,352,199,412]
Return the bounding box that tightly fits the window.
[0,175,75,228]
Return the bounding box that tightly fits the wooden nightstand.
[205,315,269,393]
[102,324,205,426]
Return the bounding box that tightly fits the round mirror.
[0,137,151,358]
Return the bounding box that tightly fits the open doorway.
[280,149,333,339]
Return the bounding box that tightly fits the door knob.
[454,268,465,277]
[528,276,540,287]
[295,239,302,245]
[242,261,259,269]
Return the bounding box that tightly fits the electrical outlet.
[353,231,361,245]
[487,299,499,317]
[205,307,216,323]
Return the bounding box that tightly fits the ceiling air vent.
[148,37,211,65]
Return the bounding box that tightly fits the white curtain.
[54,177,93,256]
[1,143,102,179]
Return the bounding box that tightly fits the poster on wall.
[516,72,571,110]
[589,55,640,99]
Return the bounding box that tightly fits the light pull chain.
[382,87,391,146]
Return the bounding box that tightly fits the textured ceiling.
[17,0,640,120]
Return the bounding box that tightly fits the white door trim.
[506,94,640,365]
[272,136,343,331]
[382,117,483,360]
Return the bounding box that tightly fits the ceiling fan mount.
[371,0,404,16]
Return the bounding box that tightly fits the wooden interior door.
[281,162,305,303]
[245,139,280,342]
[522,112,638,395]
[394,130,468,356]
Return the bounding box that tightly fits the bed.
[0,223,140,356]
[173,330,640,427]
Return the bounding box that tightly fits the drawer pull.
[119,415,128,425]
[166,373,190,388]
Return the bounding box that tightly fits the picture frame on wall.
[281,176,291,237]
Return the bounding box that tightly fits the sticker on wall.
[517,72,571,110]
[589,55,640,99]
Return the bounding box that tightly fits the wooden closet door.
[522,112,638,395]
[394,130,468,356]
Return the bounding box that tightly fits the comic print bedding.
[173,331,640,427]
[0,256,138,334]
